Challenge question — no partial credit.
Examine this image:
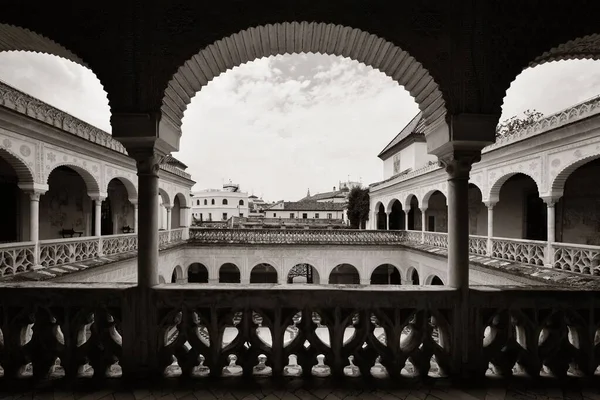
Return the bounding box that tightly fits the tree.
[347,187,370,229]
[496,109,543,138]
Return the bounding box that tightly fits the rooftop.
[268,200,346,212]
[377,112,426,160]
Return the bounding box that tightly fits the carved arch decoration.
[161,22,447,136]
[420,187,447,209]
[487,170,542,204]
[107,176,138,202]
[548,147,600,198]
[531,34,600,67]
[46,163,101,194]
[0,146,35,184]
[403,193,419,211]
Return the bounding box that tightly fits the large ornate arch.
[0,147,35,184]
[487,171,541,204]
[161,22,447,136]
[549,154,600,198]
[0,24,112,111]
[46,163,101,194]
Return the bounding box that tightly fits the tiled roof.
[301,190,346,201]
[378,112,426,159]
[277,200,346,211]
[163,154,188,170]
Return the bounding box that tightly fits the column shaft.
[545,199,557,266]
[29,195,40,243]
[486,203,495,256]
[138,160,160,288]
[405,210,410,230]
[420,208,427,243]
[133,204,139,233]
[94,200,102,236]
[447,176,470,290]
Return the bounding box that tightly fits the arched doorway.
[287,263,319,284]
[41,166,94,239]
[188,263,209,283]
[468,184,487,236]
[370,264,401,285]
[219,263,240,283]
[250,263,278,283]
[409,268,420,285]
[494,174,545,240]
[328,263,360,284]
[105,178,135,235]
[0,151,27,243]
[425,191,447,233]
[388,200,404,230]
[376,203,386,230]
[555,158,600,245]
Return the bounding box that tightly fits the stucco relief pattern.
[486,156,542,201]
[0,129,37,181]
[42,146,102,191]
[547,138,600,194]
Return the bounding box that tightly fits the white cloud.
[1,52,600,201]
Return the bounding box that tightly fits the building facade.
[0,81,194,252]
[368,98,600,267]
[265,200,346,225]
[191,182,249,222]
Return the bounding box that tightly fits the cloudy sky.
[1,52,600,201]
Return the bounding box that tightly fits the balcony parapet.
[188,227,406,245]
[0,284,598,385]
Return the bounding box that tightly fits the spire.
[306,188,311,198]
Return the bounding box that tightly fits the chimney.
[333,186,336,191]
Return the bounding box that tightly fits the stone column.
[180,206,190,239]
[438,151,481,291]
[404,210,410,230]
[543,197,558,267]
[132,202,139,233]
[90,195,106,256]
[385,212,389,230]
[165,205,172,230]
[19,184,48,269]
[420,207,427,243]
[485,202,496,257]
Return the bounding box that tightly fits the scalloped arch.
[46,163,100,194]
[162,22,446,134]
[550,154,600,196]
[0,24,111,111]
[488,172,541,203]
[0,147,35,183]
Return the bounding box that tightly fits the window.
[208,213,212,221]
[196,200,200,206]
[290,213,295,219]
[211,199,215,205]
[222,213,228,220]
[327,213,332,219]
[240,213,244,217]
[315,213,319,219]
[204,199,207,205]
[223,199,228,205]
[302,213,308,219]
[239,200,244,206]
[273,213,277,217]
[199,214,203,221]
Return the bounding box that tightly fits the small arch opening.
[250,263,278,283]
[370,264,401,285]
[287,263,319,284]
[219,263,240,283]
[328,263,360,284]
[188,263,209,283]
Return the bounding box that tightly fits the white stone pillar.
[485,202,495,257]
[18,184,48,269]
[165,205,172,243]
[94,199,103,237]
[132,202,139,233]
[404,210,410,230]
[543,197,558,267]
[438,150,481,291]
[385,212,389,230]
[420,207,427,243]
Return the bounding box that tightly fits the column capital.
[419,207,428,213]
[165,205,173,211]
[18,183,49,200]
[541,196,559,207]
[434,143,483,180]
[128,148,170,178]
[89,193,108,202]
[111,112,180,154]
[484,201,497,209]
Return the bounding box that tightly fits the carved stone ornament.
[437,150,482,179]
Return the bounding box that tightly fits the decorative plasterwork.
[547,138,600,195]
[0,81,127,155]
[486,157,542,201]
[163,22,447,135]
[42,145,102,192]
[0,129,37,182]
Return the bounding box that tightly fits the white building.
[191,182,249,222]
[265,200,346,221]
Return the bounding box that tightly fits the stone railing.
[39,236,100,268]
[188,228,407,245]
[0,229,188,275]
[102,233,138,256]
[423,231,448,248]
[0,284,597,385]
[404,230,422,243]
[468,235,488,256]
[0,241,35,277]
[490,237,546,266]
[553,242,600,276]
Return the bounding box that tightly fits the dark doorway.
[525,192,547,240]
